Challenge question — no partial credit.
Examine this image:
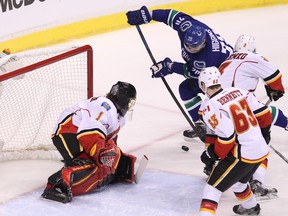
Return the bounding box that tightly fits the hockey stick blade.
[134,155,149,184]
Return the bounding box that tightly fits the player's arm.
[210,113,236,158]
[246,91,272,143]
[126,6,199,31]
[264,69,285,101]
[202,103,236,160]
[255,55,285,101]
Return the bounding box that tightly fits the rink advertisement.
[0,0,287,52]
[0,0,175,40]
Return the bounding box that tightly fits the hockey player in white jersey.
[219,35,284,199]
[220,35,286,129]
[42,81,137,203]
[198,67,271,215]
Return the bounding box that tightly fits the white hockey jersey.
[219,52,284,92]
[52,96,125,141]
[200,87,271,163]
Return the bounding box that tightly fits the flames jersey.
[52,96,125,141]
[219,51,284,92]
[200,87,271,162]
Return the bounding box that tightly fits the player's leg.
[202,154,261,215]
[231,162,261,215]
[42,133,94,203]
[250,159,278,200]
[52,133,84,166]
[178,79,206,142]
[232,182,261,215]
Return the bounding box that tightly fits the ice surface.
[1,4,288,216]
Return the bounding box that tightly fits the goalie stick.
[134,155,149,184]
[135,25,200,146]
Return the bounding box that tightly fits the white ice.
[1,4,288,216]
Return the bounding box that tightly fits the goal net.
[0,45,93,161]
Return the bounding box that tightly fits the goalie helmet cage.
[0,45,93,161]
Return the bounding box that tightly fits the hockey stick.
[270,145,288,164]
[135,25,198,134]
[263,98,288,164]
[134,155,149,184]
[265,98,272,106]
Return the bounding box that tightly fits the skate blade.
[41,192,71,203]
[256,193,278,202]
[183,134,198,142]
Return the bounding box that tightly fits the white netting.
[0,45,93,161]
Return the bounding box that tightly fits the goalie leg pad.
[115,152,136,183]
[42,170,72,204]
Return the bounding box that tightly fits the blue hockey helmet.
[184,25,206,54]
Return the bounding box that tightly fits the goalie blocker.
[42,151,137,203]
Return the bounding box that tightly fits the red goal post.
[0,45,93,160]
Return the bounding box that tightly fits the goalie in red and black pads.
[197,67,271,215]
[42,81,137,203]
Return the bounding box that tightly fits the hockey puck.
[181,145,189,152]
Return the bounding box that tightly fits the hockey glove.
[99,139,121,168]
[150,57,173,78]
[265,85,284,101]
[195,120,206,143]
[126,6,151,25]
[260,124,271,144]
[200,145,219,175]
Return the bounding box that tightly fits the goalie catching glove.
[150,57,173,78]
[98,139,121,168]
[265,85,284,101]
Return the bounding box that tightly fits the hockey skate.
[233,203,260,215]
[183,120,206,142]
[250,179,278,201]
[41,186,72,203]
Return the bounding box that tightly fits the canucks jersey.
[200,87,271,162]
[151,9,233,78]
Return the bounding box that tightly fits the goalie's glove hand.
[265,85,284,101]
[150,57,173,78]
[99,139,120,168]
[200,145,219,174]
[126,6,151,25]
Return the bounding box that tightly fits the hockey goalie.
[41,81,138,203]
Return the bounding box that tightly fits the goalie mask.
[198,66,221,95]
[234,35,256,53]
[107,81,137,117]
[184,25,207,54]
